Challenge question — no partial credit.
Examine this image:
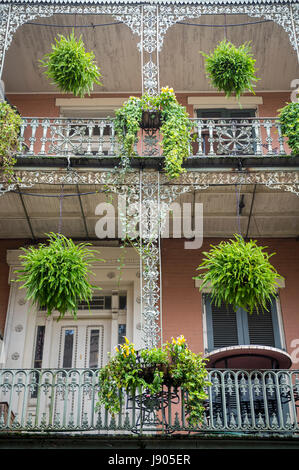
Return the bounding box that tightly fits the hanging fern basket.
[194,234,283,314]
[40,31,103,98]
[201,40,259,99]
[15,233,103,320]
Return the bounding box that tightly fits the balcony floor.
[14,154,299,170]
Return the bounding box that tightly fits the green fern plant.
[40,31,102,97]
[200,40,259,99]
[15,233,103,320]
[194,235,283,314]
[278,102,299,155]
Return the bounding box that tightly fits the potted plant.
[278,102,299,155]
[114,87,192,179]
[15,233,103,320]
[0,101,22,183]
[40,30,102,97]
[98,335,210,426]
[200,40,259,100]
[194,234,283,314]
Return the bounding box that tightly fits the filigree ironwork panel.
[0,2,297,96]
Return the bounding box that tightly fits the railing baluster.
[276,120,287,155]
[263,119,274,155]
[273,371,285,430]
[97,121,105,156]
[110,120,116,156]
[261,372,270,429]
[18,118,27,154]
[207,119,215,156]
[28,119,39,155]
[195,120,204,156]
[39,119,50,155]
[253,119,262,155]
[85,120,94,157]
[47,371,56,428]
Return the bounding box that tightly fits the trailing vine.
[0,101,22,184]
[98,335,210,426]
[278,102,299,155]
[114,87,192,179]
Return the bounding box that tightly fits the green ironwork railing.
[0,368,298,434]
[16,117,289,159]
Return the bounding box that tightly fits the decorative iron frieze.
[0,2,297,95]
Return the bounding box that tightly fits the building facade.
[0,0,299,449]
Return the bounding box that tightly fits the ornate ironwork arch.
[0,3,143,79]
[0,2,298,94]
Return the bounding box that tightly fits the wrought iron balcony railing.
[15,117,290,160]
[0,368,298,435]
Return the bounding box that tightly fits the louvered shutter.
[243,299,282,349]
[205,295,281,352]
[205,295,240,352]
[246,306,275,347]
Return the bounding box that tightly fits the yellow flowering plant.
[165,336,211,426]
[98,335,210,426]
[114,87,192,179]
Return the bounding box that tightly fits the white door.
[11,290,128,430]
[55,320,108,370]
[45,319,109,430]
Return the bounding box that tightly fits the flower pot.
[140,110,162,130]
[138,363,181,388]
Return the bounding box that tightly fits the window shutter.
[246,307,275,347]
[196,109,256,119]
[205,296,239,351]
[196,109,226,119]
[205,296,282,352]
[227,109,256,119]
[244,299,282,348]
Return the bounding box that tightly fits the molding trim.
[188,96,263,106]
[56,98,127,107]
[6,246,140,270]
[194,277,286,291]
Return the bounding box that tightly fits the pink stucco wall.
[161,237,299,369]
[6,91,290,119]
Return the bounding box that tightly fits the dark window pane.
[78,295,112,310]
[33,326,45,368]
[31,326,45,398]
[89,329,99,368]
[104,296,112,309]
[118,324,126,345]
[119,295,127,310]
[62,329,74,369]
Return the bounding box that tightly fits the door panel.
[56,321,107,370]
